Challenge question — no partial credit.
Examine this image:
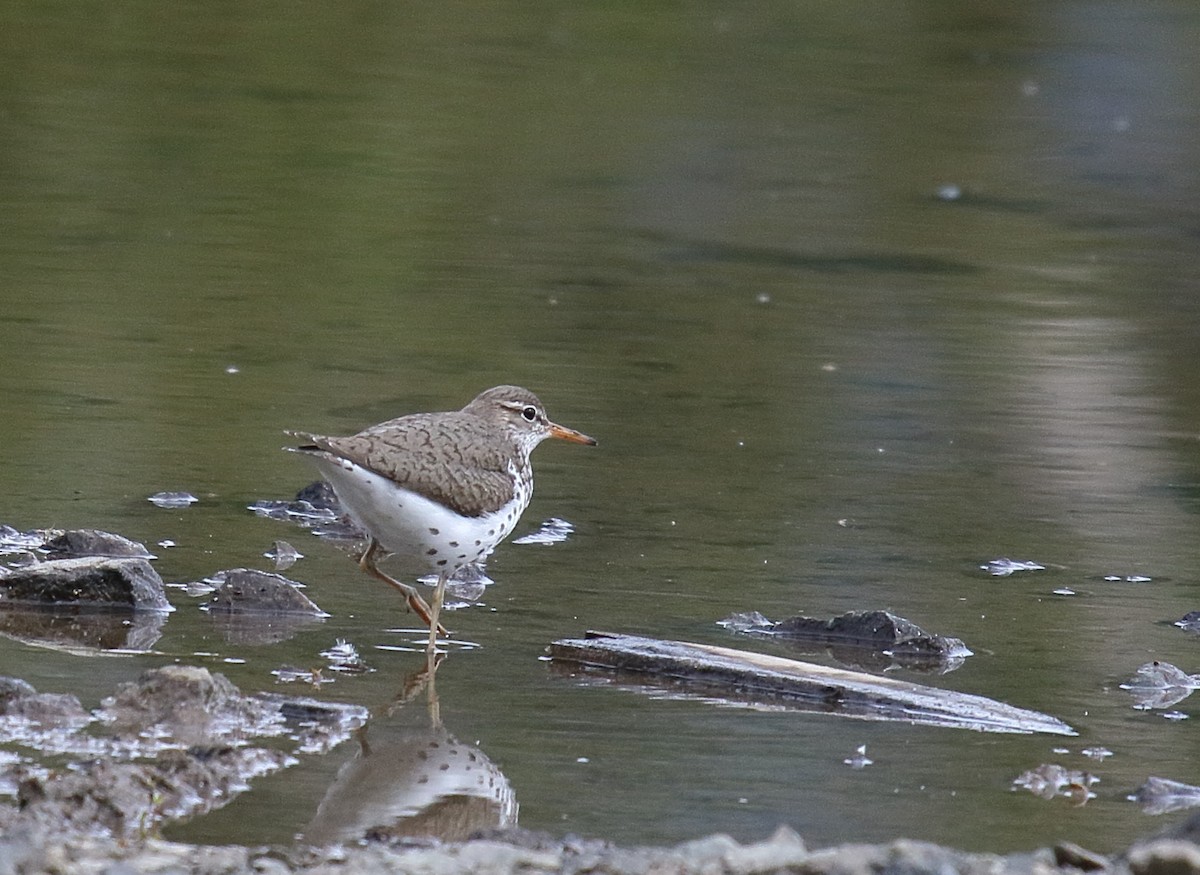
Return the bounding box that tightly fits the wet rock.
[718,610,971,671]
[1126,840,1200,875]
[12,746,290,838]
[0,676,38,704]
[1053,841,1111,872]
[0,819,1189,875]
[0,676,90,729]
[265,539,303,571]
[0,557,171,612]
[248,482,365,542]
[147,491,199,508]
[1122,662,1200,711]
[295,480,341,512]
[1174,612,1200,634]
[0,666,368,844]
[202,568,327,616]
[0,524,50,555]
[1131,777,1200,816]
[980,558,1045,577]
[98,665,284,746]
[1012,764,1098,804]
[41,529,154,560]
[512,517,576,545]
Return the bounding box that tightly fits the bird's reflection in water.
[302,655,518,845]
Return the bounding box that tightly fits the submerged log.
[548,631,1075,736]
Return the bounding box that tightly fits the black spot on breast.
[436,559,448,567]
[449,540,459,547]
[429,527,440,535]
[427,548,438,555]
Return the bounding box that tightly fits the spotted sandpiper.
[288,385,596,652]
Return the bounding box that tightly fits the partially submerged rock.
[1130,777,1200,816]
[11,746,290,837]
[98,665,284,744]
[202,568,327,616]
[0,677,91,730]
[294,480,342,513]
[719,610,971,672]
[265,539,303,571]
[0,535,168,650]
[0,667,368,840]
[1174,612,1200,634]
[0,557,171,612]
[1012,764,1098,804]
[40,529,154,560]
[1121,661,1200,711]
[247,482,360,541]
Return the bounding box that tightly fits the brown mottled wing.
[302,411,518,517]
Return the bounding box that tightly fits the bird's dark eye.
[521,405,538,422]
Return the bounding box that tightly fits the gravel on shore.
[2,821,1200,875]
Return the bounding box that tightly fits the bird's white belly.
[311,456,525,575]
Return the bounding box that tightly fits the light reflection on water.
[1,0,1200,857]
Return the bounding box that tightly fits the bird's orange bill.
[548,422,598,446]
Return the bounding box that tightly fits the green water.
[2,0,1200,854]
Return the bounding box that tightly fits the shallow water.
[2,0,1200,855]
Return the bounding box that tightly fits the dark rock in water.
[41,529,154,560]
[0,557,171,612]
[246,483,364,541]
[718,609,971,672]
[203,568,327,616]
[296,480,341,512]
[1174,611,1200,633]
[771,610,957,651]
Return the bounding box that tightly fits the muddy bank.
[3,820,1200,875]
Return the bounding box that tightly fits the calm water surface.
[2,0,1200,855]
